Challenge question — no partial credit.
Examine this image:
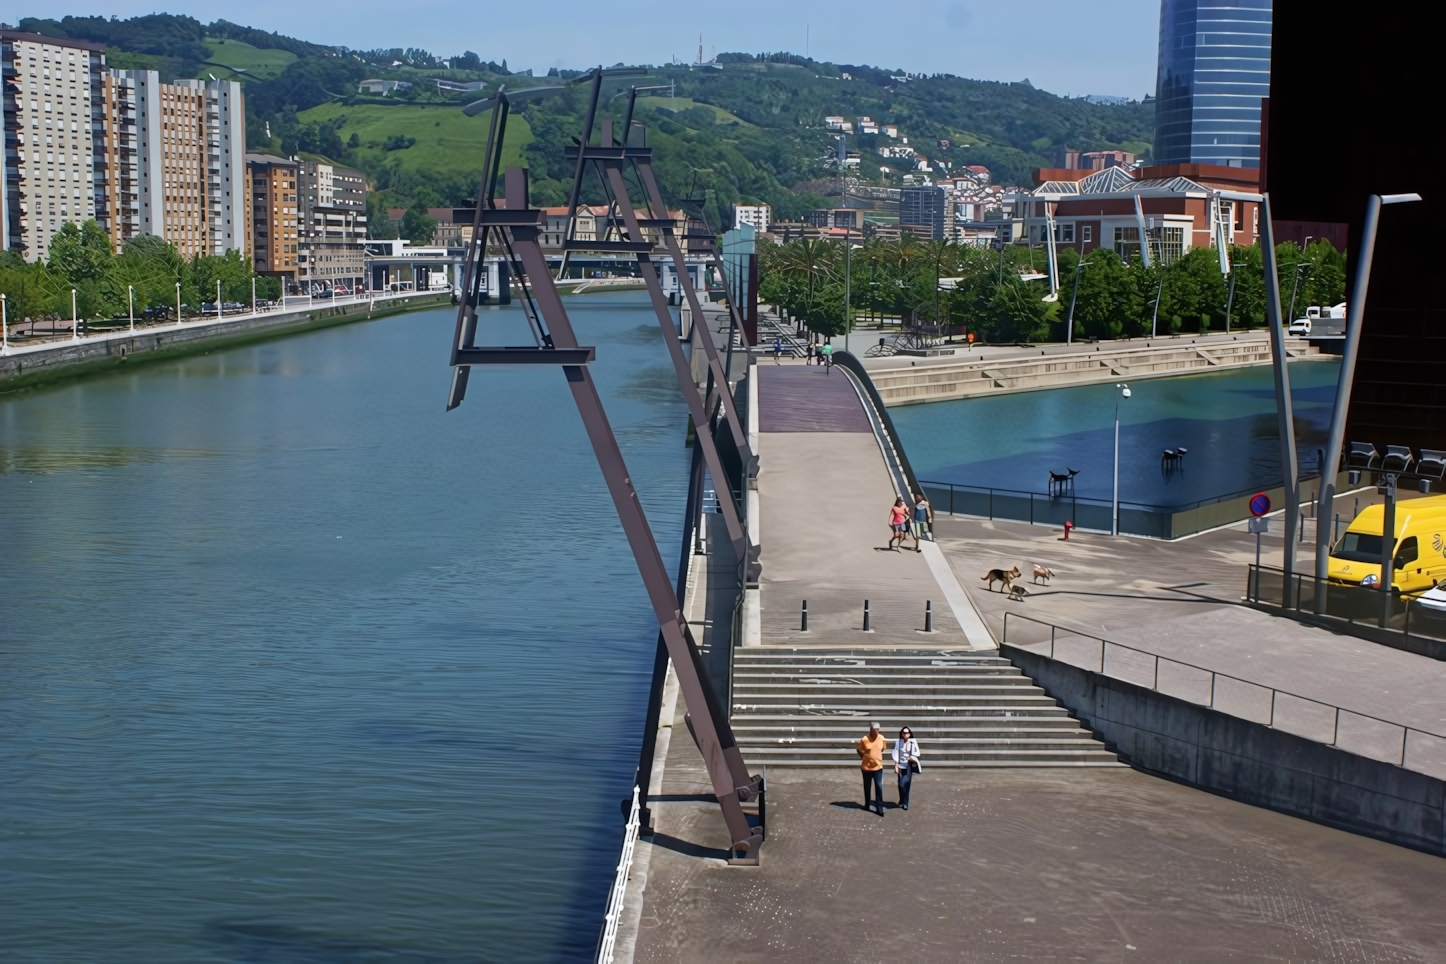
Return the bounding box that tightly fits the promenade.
[617,351,1446,962]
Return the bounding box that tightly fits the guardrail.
[594,785,642,964]
[1001,611,1446,775]
[1247,564,1446,646]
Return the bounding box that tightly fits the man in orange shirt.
[857,722,888,815]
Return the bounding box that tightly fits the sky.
[12,0,1164,98]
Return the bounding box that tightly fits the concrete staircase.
[731,648,1121,767]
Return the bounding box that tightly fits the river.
[0,294,688,962]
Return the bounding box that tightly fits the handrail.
[1001,611,1445,773]
[920,474,1336,517]
[833,350,924,498]
[594,785,642,964]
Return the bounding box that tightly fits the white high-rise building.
[0,30,108,262]
[734,204,770,233]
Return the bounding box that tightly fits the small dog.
[1007,583,1030,602]
[1032,565,1055,585]
[981,566,1021,592]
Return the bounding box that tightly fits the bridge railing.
[594,785,642,963]
[1001,611,1446,777]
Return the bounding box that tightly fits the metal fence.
[920,474,1338,541]
[594,785,642,964]
[1247,565,1446,643]
[1001,611,1446,777]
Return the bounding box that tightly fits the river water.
[0,295,689,962]
[892,359,1343,507]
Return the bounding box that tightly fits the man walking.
[857,721,887,815]
[773,336,784,364]
[908,490,933,551]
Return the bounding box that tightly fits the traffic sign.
[1249,492,1271,517]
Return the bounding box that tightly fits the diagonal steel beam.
[494,166,762,857]
[631,159,752,459]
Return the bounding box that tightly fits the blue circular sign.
[1249,492,1271,517]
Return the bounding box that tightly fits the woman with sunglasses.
[893,726,921,810]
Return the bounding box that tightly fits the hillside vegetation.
[15,14,1154,234]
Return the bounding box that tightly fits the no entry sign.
[1249,492,1271,517]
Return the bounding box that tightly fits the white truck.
[1288,302,1345,336]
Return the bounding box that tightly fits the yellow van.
[1328,494,1446,594]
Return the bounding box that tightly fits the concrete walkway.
[754,364,984,648]
[932,513,1446,774]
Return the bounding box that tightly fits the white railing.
[595,785,642,964]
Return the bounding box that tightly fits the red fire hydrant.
[1063,520,1074,541]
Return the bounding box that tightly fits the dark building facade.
[1154,0,1273,168]
[898,186,946,240]
[1266,1,1441,451]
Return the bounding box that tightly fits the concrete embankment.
[0,291,451,392]
[864,330,1327,405]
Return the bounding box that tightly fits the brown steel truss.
[444,81,764,862]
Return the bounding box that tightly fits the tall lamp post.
[175,282,182,326]
[128,285,135,333]
[2,293,8,355]
[251,277,258,316]
[1112,382,1131,536]
[843,232,852,355]
[1150,270,1164,337]
[71,288,79,342]
[1285,261,1311,330]
[216,279,223,323]
[1312,192,1422,611]
[1065,258,1093,344]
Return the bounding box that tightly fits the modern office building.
[247,153,299,284]
[296,159,367,291]
[1153,0,1272,168]
[733,204,770,233]
[0,30,109,262]
[899,185,947,240]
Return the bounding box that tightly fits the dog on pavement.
[1032,565,1055,585]
[1007,583,1030,601]
[981,566,1021,592]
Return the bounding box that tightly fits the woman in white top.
[893,727,921,810]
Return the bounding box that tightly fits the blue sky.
[22,0,1163,98]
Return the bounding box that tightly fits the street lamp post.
[844,234,851,355]
[2,293,8,355]
[1286,261,1311,330]
[1313,192,1422,612]
[251,277,257,316]
[1112,383,1131,536]
[128,285,135,333]
[216,279,223,323]
[1150,271,1164,338]
[1224,269,1237,334]
[1065,258,1092,345]
[175,282,182,325]
[71,288,78,342]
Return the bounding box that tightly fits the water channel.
[0,294,688,962]
[892,359,1343,507]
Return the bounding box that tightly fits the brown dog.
[1007,583,1030,601]
[981,566,1021,592]
[1032,565,1055,585]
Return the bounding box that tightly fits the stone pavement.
[632,762,1446,963]
[931,513,1446,772]
[754,364,982,648]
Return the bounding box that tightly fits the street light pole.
[1112,382,1131,536]
[1286,261,1309,330]
[1065,258,1090,345]
[1151,271,1163,338]
[252,277,257,316]
[176,282,182,325]
[2,293,8,355]
[844,233,851,354]
[1313,192,1422,611]
[128,285,134,333]
[216,279,223,322]
[71,288,78,341]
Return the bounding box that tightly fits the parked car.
[1287,318,1312,335]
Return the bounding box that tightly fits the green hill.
[201,38,296,82]
[297,102,532,180]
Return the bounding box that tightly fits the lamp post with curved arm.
[1065,258,1093,345]
[1113,382,1132,536]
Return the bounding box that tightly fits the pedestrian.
[893,726,921,810]
[773,336,783,364]
[888,497,910,550]
[821,341,834,373]
[857,721,888,815]
[908,490,932,551]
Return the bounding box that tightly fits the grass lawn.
[201,39,297,82]
[297,102,533,178]
[637,96,752,126]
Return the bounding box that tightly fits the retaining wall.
[1,292,451,392]
[1004,644,1446,856]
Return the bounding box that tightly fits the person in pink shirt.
[888,497,910,550]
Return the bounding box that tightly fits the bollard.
[801,600,809,632]
[924,600,933,633]
[862,600,872,632]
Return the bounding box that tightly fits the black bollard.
[863,600,872,632]
[924,600,933,633]
[801,600,809,632]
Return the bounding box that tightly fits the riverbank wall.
[0,291,451,393]
[866,331,1329,405]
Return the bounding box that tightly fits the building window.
[1156,226,1185,265]
[1082,225,1093,243]
[1114,226,1141,263]
[1054,223,1075,243]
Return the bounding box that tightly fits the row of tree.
[757,235,1348,343]
[0,222,281,323]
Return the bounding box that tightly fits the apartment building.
[733,204,770,233]
[2,29,246,260]
[297,159,367,291]
[247,153,299,284]
[0,30,108,262]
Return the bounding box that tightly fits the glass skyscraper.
[1153,0,1272,168]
